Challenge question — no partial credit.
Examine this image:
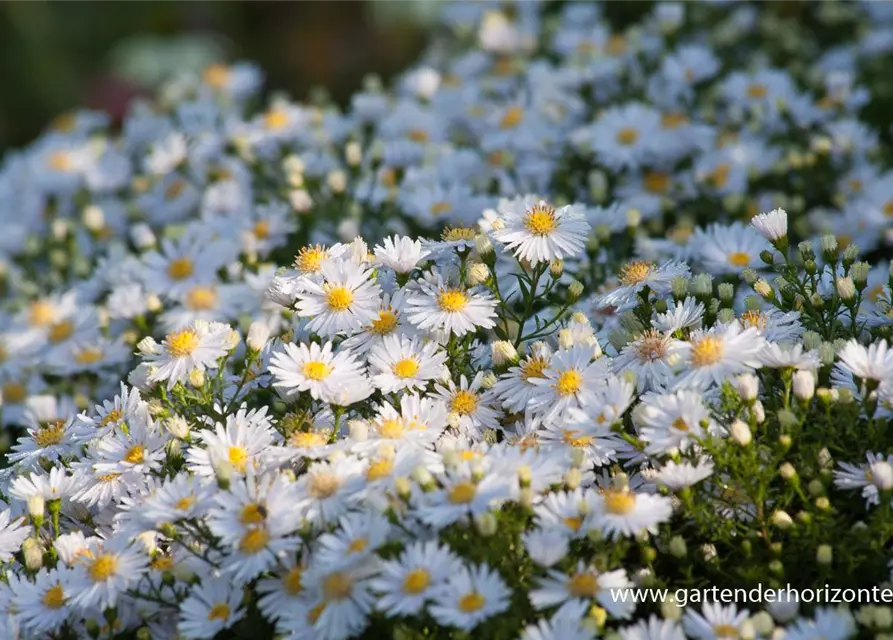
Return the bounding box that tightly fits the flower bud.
[836,276,856,301]
[852,261,870,286]
[130,223,157,249]
[736,373,759,401]
[777,409,798,428]
[28,495,45,526]
[165,416,190,440]
[751,612,775,637]
[772,510,794,529]
[348,420,368,442]
[717,283,735,302]
[480,372,497,389]
[474,234,494,257]
[188,368,205,388]
[671,277,689,300]
[779,462,797,481]
[751,400,765,423]
[136,336,160,356]
[345,141,362,166]
[22,538,44,571]
[549,259,564,278]
[820,234,838,262]
[668,535,687,558]
[754,279,774,298]
[491,341,519,367]
[730,419,752,446]
[782,372,811,404]
[474,512,498,537]
[870,461,893,491]
[247,322,271,351]
[690,273,713,297]
[564,467,582,490]
[568,280,584,302]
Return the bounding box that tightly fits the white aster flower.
[491,198,590,264]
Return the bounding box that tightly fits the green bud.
[689,273,713,297]
[820,234,839,262]
[842,244,860,266]
[816,544,833,565]
[671,276,689,300]
[808,479,824,496]
[717,283,735,303]
[802,331,822,351]
[760,249,775,265]
[798,240,815,261]
[852,261,870,286]
[804,259,817,275]
[818,342,836,365]
[741,268,759,285]
[769,559,784,576]
[777,409,798,428]
[717,308,735,324]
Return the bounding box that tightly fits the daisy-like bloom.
[369,541,462,617]
[293,259,382,338]
[783,608,856,640]
[208,471,303,584]
[596,260,691,311]
[833,452,893,508]
[138,473,217,528]
[186,406,278,477]
[521,601,596,640]
[492,342,553,413]
[750,208,788,245]
[652,297,705,334]
[92,418,168,476]
[69,538,148,610]
[635,389,715,455]
[298,557,380,640]
[76,383,151,433]
[146,320,236,390]
[673,323,765,390]
[296,456,368,528]
[434,373,502,435]
[490,198,590,264]
[530,563,635,619]
[758,343,821,370]
[340,291,418,354]
[9,466,81,502]
[613,329,685,392]
[360,393,449,449]
[256,557,308,622]
[368,334,448,393]
[683,602,750,640]
[373,235,431,274]
[0,509,30,562]
[574,102,662,171]
[13,568,74,636]
[522,528,571,568]
[405,275,497,337]
[316,510,391,566]
[589,481,673,540]
[415,469,513,528]
[529,345,611,421]
[837,338,893,383]
[736,308,804,344]
[692,222,770,275]
[270,341,368,403]
[8,413,86,468]
[651,459,715,491]
[428,563,512,631]
[178,577,246,639]
[621,616,687,640]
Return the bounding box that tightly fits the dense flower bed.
[2,2,893,639]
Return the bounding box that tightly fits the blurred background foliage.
[0,1,440,151]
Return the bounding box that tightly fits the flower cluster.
[1,2,893,639]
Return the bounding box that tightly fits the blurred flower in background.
[0,1,431,149]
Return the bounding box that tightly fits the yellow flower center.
[562,429,593,447]
[165,179,186,200]
[240,503,267,525]
[746,83,768,99]
[42,584,66,609]
[690,336,725,367]
[29,301,57,327]
[619,260,654,286]
[283,567,303,595]
[883,201,893,217]
[714,624,739,639]
[500,105,525,129]
[727,252,751,267]
[302,360,332,381]
[520,357,549,381]
[186,286,218,311]
[407,129,429,143]
[523,203,557,236]
[52,112,77,132]
[322,571,354,600]
[603,489,637,515]
[308,602,327,624]
[326,286,354,311]
[48,320,74,344]
[378,419,405,439]
[239,528,269,554]
[568,571,600,598]
[264,108,290,130]
[348,538,367,554]
[458,592,486,613]
[166,328,200,357]
[295,245,328,273]
[393,358,420,378]
[308,472,340,499]
[635,330,668,362]
[174,496,196,512]
[606,34,627,56]
[556,370,583,396]
[740,310,767,330]
[253,220,271,239]
[208,602,231,621]
[290,432,328,448]
[88,555,118,582]
[448,481,477,504]
[203,64,230,89]
[643,171,671,194]
[563,516,583,531]
[3,382,26,404]
[35,421,66,448]
[403,568,431,594]
[615,127,639,146]
[430,201,453,216]
[441,226,476,242]
[167,257,194,281]
[47,151,73,172]
[451,390,478,415]
[74,347,104,365]
[100,409,123,427]
[709,163,731,189]
[228,446,249,473]
[151,555,174,572]
[661,112,688,129]
[123,445,145,465]
[438,289,468,312]
[672,417,690,432]
[370,308,398,334]
[366,458,394,480]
